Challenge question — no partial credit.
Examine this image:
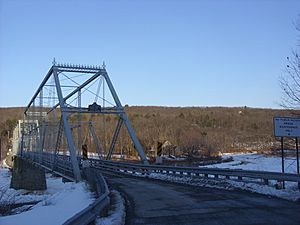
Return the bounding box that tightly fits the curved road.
[104,173,300,225]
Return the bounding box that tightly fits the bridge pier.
[10,156,46,190]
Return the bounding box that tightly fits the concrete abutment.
[10,156,47,190]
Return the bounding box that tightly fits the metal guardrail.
[17,151,300,224]
[63,168,110,225]
[63,194,109,225]
[89,158,300,188]
[21,152,76,181]
[20,152,110,225]
[21,151,300,189]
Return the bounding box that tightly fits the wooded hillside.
[0,106,297,158]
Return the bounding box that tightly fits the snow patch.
[96,190,125,225]
[0,168,95,225]
[140,153,300,201]
[205,153,298,173]
[200,153,300,190]
[147,173,300,201]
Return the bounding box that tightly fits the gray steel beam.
[52,117,63,171]
[25,67,53,115]
[102,72,149,165]
[102,72,122,107]
[38,89,44,163]
[106,118,123,160]
[120,113,149,165]
[54,64,102,70]
[88,122,103,159]
[20,114,25,155]
[53,68,82,181]
[57,68,103,74]
[45,85,79,88]
[40,123,47,164]
[47,72,103,114]
[77,90,82,157]
[62,108,123,114]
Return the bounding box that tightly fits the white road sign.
[273,117,300,137]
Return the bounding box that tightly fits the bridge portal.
[20,60,148,181]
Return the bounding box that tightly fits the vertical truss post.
[32,100,36,153]
[106,117,123,160]
[40,123,47,164]
[39,88,43,163]
[102,72,149,165]
[20,114,25,156]
[88,122,103,159]
[77,90,82,157]
[52,117,62,171]
[53,68,82,181]
[53,104,58,151]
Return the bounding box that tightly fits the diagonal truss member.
[22,61,149,182]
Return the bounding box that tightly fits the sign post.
[156,142,163,164]
[82,144,90,168]
[273,117,300,189]
[296,138,299,174]
[296,137,300,189]
[280,137,285,189]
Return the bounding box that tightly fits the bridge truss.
[21,60,148,181]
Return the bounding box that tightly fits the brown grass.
[0,106,298,157]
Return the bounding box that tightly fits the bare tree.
[280,16,300,109]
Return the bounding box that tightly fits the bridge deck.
[105,173,300,225]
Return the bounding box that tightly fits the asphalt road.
[104,174,300,225]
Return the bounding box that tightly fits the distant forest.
[0,106,298,159]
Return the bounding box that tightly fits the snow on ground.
[0,168,95,225]
[199,153,299,189]
[147,171,300,202]
[1,158,11,169]
[225,178,300,201]
[0,169,64,206]
[203,153,298,173]
[199,153,300,200]
[162,155,187,161]
[96,190,125,225]
[139,153,300,202]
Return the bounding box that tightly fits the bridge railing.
[21,152,75,181]
[62,168,110,225]
[20,151,300,189]
[20,152,110,225]
[89,158,300,189]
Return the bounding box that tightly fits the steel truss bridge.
[20,61,148,181]
[17,61,300,225]
[19,61,300,187]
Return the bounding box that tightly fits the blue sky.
[0,0,299,108]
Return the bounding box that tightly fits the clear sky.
[0,0,299,108]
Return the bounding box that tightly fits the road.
[104,173,300,225]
